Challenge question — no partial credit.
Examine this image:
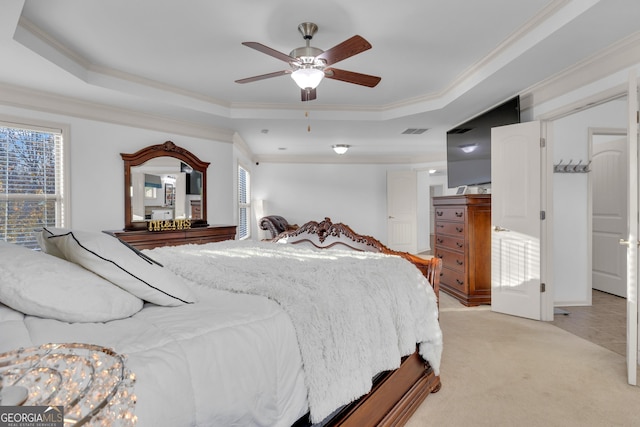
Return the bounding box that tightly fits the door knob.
[619,238,640,247]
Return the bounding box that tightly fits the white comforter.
[147,240,443,423]
[0,286,309,426]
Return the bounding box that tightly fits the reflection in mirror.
[130,158,202,222]
[122,141,209,230]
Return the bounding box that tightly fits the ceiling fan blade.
[235,70,291,84]
[241,42,294,63]
[324,68,381,88]
[315,35,372,66]
[301,88,317,102]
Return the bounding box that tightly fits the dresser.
[107,225,237,250]
[432,194,491,306]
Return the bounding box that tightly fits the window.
[238,164,250,240]
[0,122,66,248]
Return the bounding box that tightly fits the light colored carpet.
[406,294,640,426]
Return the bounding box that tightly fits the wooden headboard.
[274,217,441,297]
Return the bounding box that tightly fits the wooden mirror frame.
[121,141,210,231]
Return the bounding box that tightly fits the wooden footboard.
[277,218,442,427]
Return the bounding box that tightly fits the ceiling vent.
[401,128,429,135]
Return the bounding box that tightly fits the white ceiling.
[1,0,639,164]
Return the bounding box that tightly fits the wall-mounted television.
[446,96,520,188]
[181,162,203,195]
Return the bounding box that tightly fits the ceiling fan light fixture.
[332,144,350,155]
[291,67,324,90]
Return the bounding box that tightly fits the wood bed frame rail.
[276,218,442,427]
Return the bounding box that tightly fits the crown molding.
[232,132,255,162]
[521,31,640,110]
[0,82,235,143]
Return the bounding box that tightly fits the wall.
[0,99,447,251]
[252,161,446,250]
[0,104,235,231]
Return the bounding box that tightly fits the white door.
[491,121,542,320]
[592,136,627,297]
[387,170,417,253]
[624,71,639,385]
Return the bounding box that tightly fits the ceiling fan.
[235,22,381,101]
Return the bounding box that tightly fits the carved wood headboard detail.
[275,217,381,250]
[274,217,441,296]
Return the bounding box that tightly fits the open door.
[624,71,639,385]
[491,121,543,320]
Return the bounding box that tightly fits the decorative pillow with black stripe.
[44,229,197,306]
[0,240,143,322]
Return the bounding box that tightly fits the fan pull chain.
[306,111,311,132]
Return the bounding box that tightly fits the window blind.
[0,124,65,248]
[238,165,250,240]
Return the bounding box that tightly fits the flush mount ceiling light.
[459,143,478,153]
[332,144,350,155]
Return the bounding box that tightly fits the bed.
[0,218,442,426]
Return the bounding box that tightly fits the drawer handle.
[456,242,463,248]
[437,224,444,228]
[437,238,444,244]
[456,227,463,233]
[436,211,443,216]
[455,212,463,217]
[456,260,463,265]
[437,254,444,259]
[456,279,464,285]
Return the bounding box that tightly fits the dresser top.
[432,194,491,206]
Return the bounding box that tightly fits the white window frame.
[0,118,70,247]
[237,163,251,240]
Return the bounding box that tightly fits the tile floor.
[550,289,626,356]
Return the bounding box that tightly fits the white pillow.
[37,227,69,259]
[44,229,197,306]
[0,241,143,322]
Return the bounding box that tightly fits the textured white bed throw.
[148,241,443,423]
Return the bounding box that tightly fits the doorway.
[545,99,630,374]
[547,96,628,309]
[585,129,628,359]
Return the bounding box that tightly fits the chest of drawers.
[433,195,491,306]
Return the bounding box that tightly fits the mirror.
[122,141,209,230]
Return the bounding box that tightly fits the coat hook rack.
[553,159,591,173]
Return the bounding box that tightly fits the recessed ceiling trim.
[521,30,640,110]
[0,82,235,143]
[12,0,596,123]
